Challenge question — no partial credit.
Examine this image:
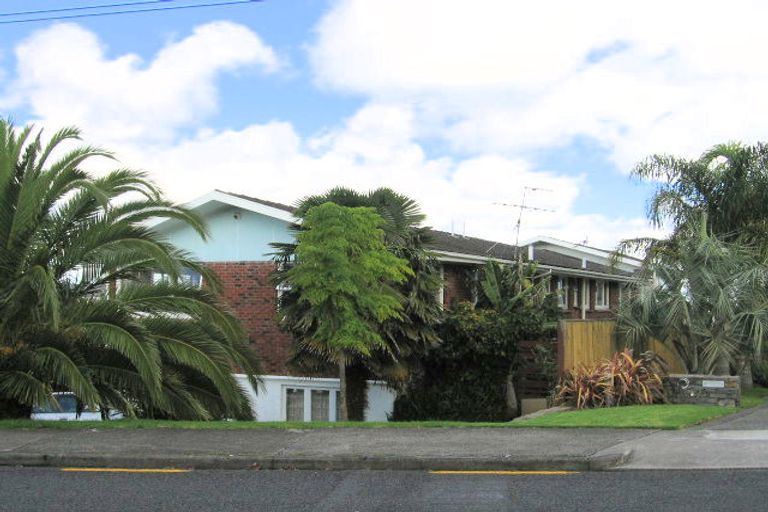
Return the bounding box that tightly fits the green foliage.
[531,344,558,404]
[273,188,443,420]
[0,120,259,420]
[556,350,666,409]
[618,142,768,375]
[393,262,558,421]
[617,219,768,374]
[273,187,443,379]
[283,202,413,359]
[621,142,768,256]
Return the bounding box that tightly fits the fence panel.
[559,319,685,373]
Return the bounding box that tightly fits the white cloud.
[2,21,281,144]
[0,20,659,249]
[310,0,768,169]
[114,102,656,248]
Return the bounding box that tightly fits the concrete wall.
[235,374,397,422]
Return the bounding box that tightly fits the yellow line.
[61,468,190,473]
[430,470,578,475]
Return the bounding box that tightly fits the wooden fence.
[557,319,685,373]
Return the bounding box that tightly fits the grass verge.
[1,388,766,431]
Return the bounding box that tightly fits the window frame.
[595,280,610,310]
[282,385,338,422]
[555,277,568,309]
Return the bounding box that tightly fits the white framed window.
[311,390,330,421]
[437,265,445,308]
[570,280,579,308]
[555,277,567,309]
[275,282,291,308]
[285,388,305,421]
[284,386,338,422]
[595,280,609,309]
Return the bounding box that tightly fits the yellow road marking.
[61,468,190,473]
[430,470,578,475]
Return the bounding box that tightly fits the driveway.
[596,403,768,470]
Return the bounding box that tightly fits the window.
[152,268,202,288]
[285,386,339,422]
[335,390,341,421]
[285,388,305,421]
[436,265,445,308]
[570,280,579,308]
[275,282,291,310]
[311,390,330,421]
[595,280,609,309]
[555,277,567,309]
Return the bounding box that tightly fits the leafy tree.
[280,202,413,420]
[273,187,442,419]
[0,120,259,419]
[617,218,768,376]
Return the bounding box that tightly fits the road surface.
[1,466,765,511]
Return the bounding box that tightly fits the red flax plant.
[556,349,667,409]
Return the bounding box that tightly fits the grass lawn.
[512,386,768,430]
[510,404,736,429]
[1,387,766,431]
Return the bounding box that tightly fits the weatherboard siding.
[157,205,294,262]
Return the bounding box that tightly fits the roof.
[425,230,518,262]
[426,231,634,277]
[164,190,636,278]
[215,190,295,214]
[520,235,643,263]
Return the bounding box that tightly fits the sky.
[1,0,767,249]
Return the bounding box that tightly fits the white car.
[31,392,123,421]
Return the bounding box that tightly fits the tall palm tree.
[617,218,768,375]
[272,187,443,420]
[621,142,768,257]
[617,142,768,382]
[0,120,259,419]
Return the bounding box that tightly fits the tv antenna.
[491,186,554,260]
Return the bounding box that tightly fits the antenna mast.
[493,186,554,261]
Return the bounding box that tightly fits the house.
[427,230,640,319]
[150,190,640,421]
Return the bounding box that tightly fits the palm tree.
[617,218,768,376]
[272,187,443,420]
[623,142,768,256]
[0,120,259,419]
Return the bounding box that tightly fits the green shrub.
[392,299,556,421]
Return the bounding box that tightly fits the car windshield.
[32,394,78,414]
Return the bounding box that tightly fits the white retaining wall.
[234,374,396,422]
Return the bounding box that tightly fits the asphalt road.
[1,467,765,512]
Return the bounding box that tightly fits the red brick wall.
[442,263,475,306]
[206,261,293,375]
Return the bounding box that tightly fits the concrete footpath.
[0,426,645,472]
[594,403,768,470]
[5,403,768,472]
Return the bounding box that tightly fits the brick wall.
[442,263,474,306]
[206,261,293,375]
